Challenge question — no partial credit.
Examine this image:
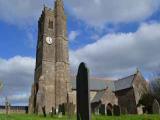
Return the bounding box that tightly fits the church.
[29,0,149,115]
[90,70,149,114]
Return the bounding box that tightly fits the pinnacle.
[56,0,62,3]
[55,0,64,10]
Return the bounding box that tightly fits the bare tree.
[0,81,3,90]
[138,72,160,113]
[150,73,160,101]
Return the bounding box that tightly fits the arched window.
[48,20,53,29]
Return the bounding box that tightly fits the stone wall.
[101,89,118,105]
[29,0,70,114]
[133,72,150,114]
[71,90,97,112]
[0,106,28,114]
[115,88,137,114]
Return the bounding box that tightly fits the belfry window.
[48,20,53,29]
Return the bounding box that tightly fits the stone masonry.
[29,0,71,114]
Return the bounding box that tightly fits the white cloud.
[1,0,159,28]
[70,22,160,77]
[68,31,80,41]
[0,0,38,26]
[0,0,160,106]
[8,93,29,102]
[67,0,160,27]
[0,0,55,27]
[1,22,160,105]
[0,56,35,105]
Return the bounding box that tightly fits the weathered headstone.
[69,103,75,115]
[51,107,55,117]
[113,105,121,116]
[152,99,160,114]
[59,104,65,115]
[99,104,106,115]
[107,109,112,116]
[42,106,46,117]
[107,104,112,116]
[62,103,75,116]
[94,107,100,115]
[76,62,91,120]
[58,112,62,118]
[56,108,59,114]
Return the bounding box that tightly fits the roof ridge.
[117,73,136,81]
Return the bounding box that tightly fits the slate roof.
[113,74,136,91]
[71,76,110,91]
[91,90,106,103]
[91,74,137,103]
[106,81,115,91]
[71,72,138,92]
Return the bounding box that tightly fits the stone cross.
[152,99,160,114]
[5,97,10,115]
[76,62,91,120]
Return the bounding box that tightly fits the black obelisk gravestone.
[76,62,91,120]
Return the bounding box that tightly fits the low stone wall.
[0,106,28,114]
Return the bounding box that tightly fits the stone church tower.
[29,0,70,114]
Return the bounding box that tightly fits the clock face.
[46,37,53,45]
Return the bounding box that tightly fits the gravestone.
[107,104,112,116]
[76,62,91,120]
[59,104,65,115]
[42,106,46,117]
[152,99,160,114]
[63,103,75,116]
[69,103,75,115]
[107,109,112,116]
[51,107,55,117]
[99,104,106,115]
[58,112,62,118]
[113,105,121,116]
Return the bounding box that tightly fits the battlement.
[43,6,54,15]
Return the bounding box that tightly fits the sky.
[0,0,160,105]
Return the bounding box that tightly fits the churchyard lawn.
[0,114,160,120]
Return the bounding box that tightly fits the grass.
[0,114,160,120]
